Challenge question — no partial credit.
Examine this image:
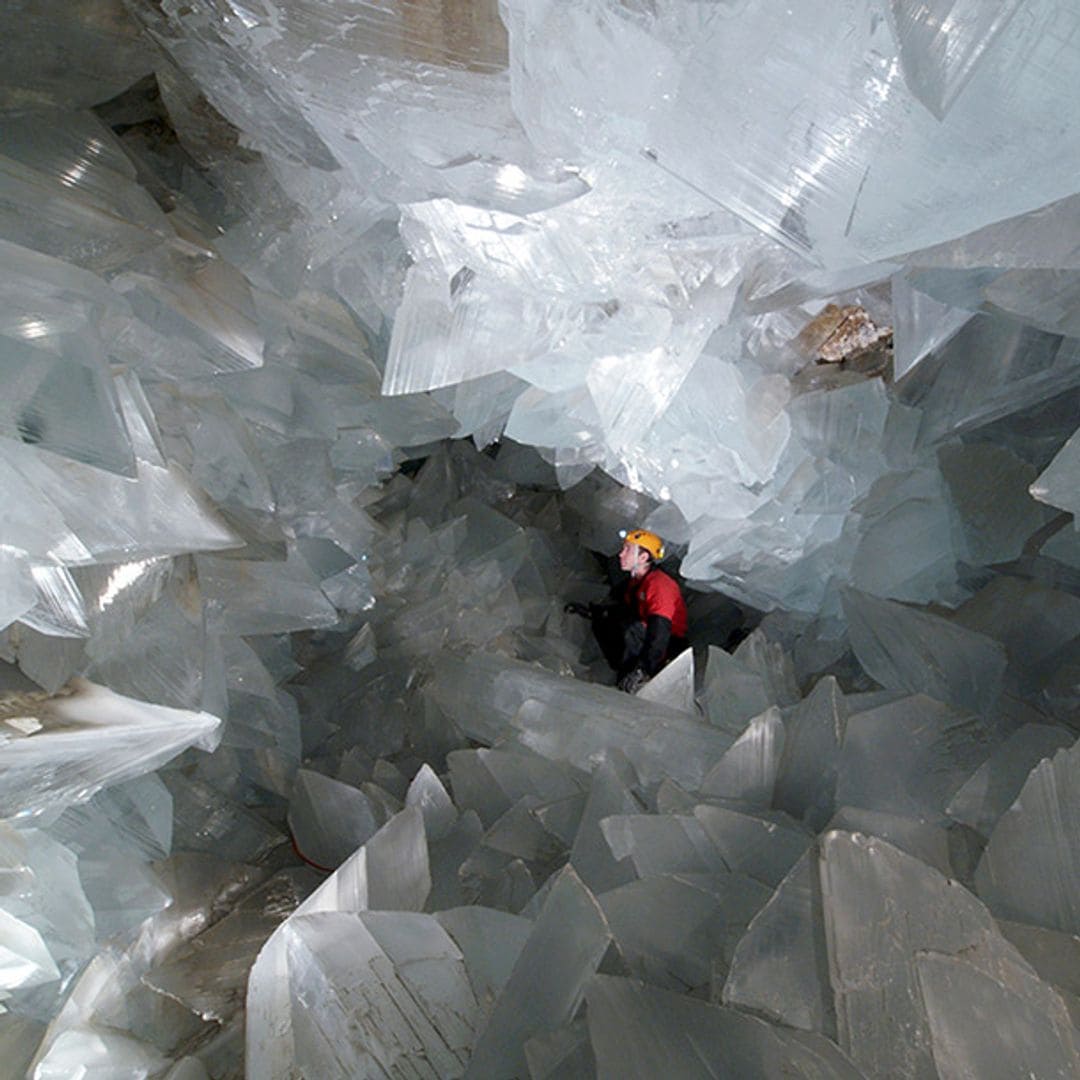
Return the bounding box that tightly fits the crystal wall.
[1,2,1078,1077]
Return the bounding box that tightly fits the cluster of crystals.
[0,0,1079,1076]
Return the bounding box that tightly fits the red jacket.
[625,568,688,639]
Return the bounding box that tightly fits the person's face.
[619,541,644,574]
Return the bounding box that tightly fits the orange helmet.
[620,528,665,561]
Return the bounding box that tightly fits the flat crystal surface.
[773,676,848,830]
[917,949,1080,1079]
[975,739,1080,935]
[699,706,785,807]
[722,848,835,1035]
[600,871,771,994]
[819,829,1073,1078]
[947,723,1075,837]
[843,589,1008,715]
[464,867,610,1079]
[835,694,1008,822]
[285,910,480,1079]
[586,974,862,1079]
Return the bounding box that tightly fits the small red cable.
[288,828,335,873]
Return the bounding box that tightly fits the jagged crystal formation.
[0,1,1078,1076]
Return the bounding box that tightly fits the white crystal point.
[287,769,380,871]
[1030,426,1080,517]
[0,907,60,991]
[700,706,785,807]
[464,866,611,1079]
[975,738,1080,935]
[246,808,431,1078]
[405,763,458,841]
[635,647,694,713]
[0,679,221,823]
[32,1026,169,1079]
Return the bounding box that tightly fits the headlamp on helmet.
[619,528,665,561]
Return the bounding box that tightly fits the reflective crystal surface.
[1,1,1079,1074]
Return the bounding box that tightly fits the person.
[568,528,689,693]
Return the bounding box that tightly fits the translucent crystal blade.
[0,332,134,478]
[585,974,862,1079]
[428,652,734,792]
[722,848,835,1035]
[843,588,1008,715]
[0,680,220,823]
[887,0,1024,119]
[196,549,339,636]
[916,949,1080,1078]
[947,724,1075,837]
[836,694,1010,823]
[568,755,642,895]
[600,872,771,994]
[434,906,533,1018]
[975,739,1080,935]
[699,706,785,807]
[774,676,848,830]
[287,769,380,871]
[1030,427,1080,517]
[694,805,813,888]
[698,646,772,737]
[600,814,724,880]
[819,829,1071,1078]
[144,869,314,1025]
[464,867,611,1079]
[891,273,975,381]
[284,910,480,1078]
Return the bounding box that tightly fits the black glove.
[564,602,591,617]
[616,666,649,694]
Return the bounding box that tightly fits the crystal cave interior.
[2,2,1080,1077]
